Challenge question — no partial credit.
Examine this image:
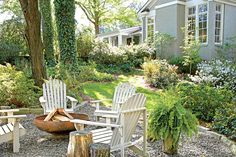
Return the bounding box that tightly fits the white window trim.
[185,0,209,45]
[146,16,155,40]
[215,3,224,45]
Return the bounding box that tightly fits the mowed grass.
[80,74,160,110]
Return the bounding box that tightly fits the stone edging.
[198,126,236,155]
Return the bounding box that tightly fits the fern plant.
[148,89,198,154]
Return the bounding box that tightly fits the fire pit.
[33,113,89,134]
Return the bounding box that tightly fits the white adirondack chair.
[0,109,26,152]
[39,79,78,114]
[71,93,149,157]
[92,82,136,121]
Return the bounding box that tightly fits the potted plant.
[148,89,198,154]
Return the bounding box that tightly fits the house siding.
[155,4,185,58]
[176,4,185,57]
[155,5,178,58]
[224,4,236,42]
[142,16,146,42]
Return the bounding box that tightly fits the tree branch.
[75,1,95,24]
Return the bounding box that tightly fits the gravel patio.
[0,104,235,157]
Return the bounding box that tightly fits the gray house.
[138,0,236,60]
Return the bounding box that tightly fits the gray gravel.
[0,104,235,157]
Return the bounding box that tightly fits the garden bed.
[0,104,235,157]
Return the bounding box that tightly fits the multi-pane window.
[103,38,109,43]
[198,4,208,43]
[187,7,196,41]
[215,4,222,44]
[187,3,208,44]
[147,17,154,41]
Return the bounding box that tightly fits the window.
[147,17,154,41]
[215,4,223,44]
[103,38,109,43]
[198,4,208,43]
[133,35,140,45]
[186,3,208,44]
[127,38,132,45]
[187,6,196,41]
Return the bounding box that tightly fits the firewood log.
[44,109,57,121]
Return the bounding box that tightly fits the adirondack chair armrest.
[66,96,78,102]
[95,110,119,118]
[66,96,78,109]
[71,119,121,128]
[90,99,112,103]
[39,96,46,104]
[0,109,19,113]
[90,99,112,110]
[0,115,27,120]
[101,114,119,119]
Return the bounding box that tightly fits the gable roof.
[138,0,236,15]
[98,26,142,38]
[138,0,156,14]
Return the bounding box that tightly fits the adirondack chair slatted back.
[43,79,67,111]
[110,93,146,147]
[112,83,136,111]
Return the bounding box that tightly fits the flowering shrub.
[89,40,126,65]
[190,60,236,92]
[121,44,154,67]
[142,60,178,89]
[89,41,153,72]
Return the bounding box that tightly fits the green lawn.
[80,74,160,110]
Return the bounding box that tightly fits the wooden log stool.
[67,130,93,157]
[90,143,110,157]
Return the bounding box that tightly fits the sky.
[0,0,147,29]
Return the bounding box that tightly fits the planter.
[163,135,179,155]
[33,113,89,134]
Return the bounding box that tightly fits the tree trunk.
[67,130,93,157]
[163,135,178,155]
[19,0,47,87]
[54,0,77,65]
[94,17,100,35]
[39,0,56,67]
[90,143,110,157]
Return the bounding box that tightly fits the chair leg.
[121,147,125,157]
[95,116,100,122]
[120,113,125,157]
[13,121,20,153]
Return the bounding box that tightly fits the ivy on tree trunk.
[40,0,56,67]
[19,0,47,87]
[54,0,77,65]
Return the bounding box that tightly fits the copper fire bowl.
[33,113,89,134]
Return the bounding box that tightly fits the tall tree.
[75,0,139,35]
[19,0,47,87]
[39,0,56,67]
[54,0,77,65]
